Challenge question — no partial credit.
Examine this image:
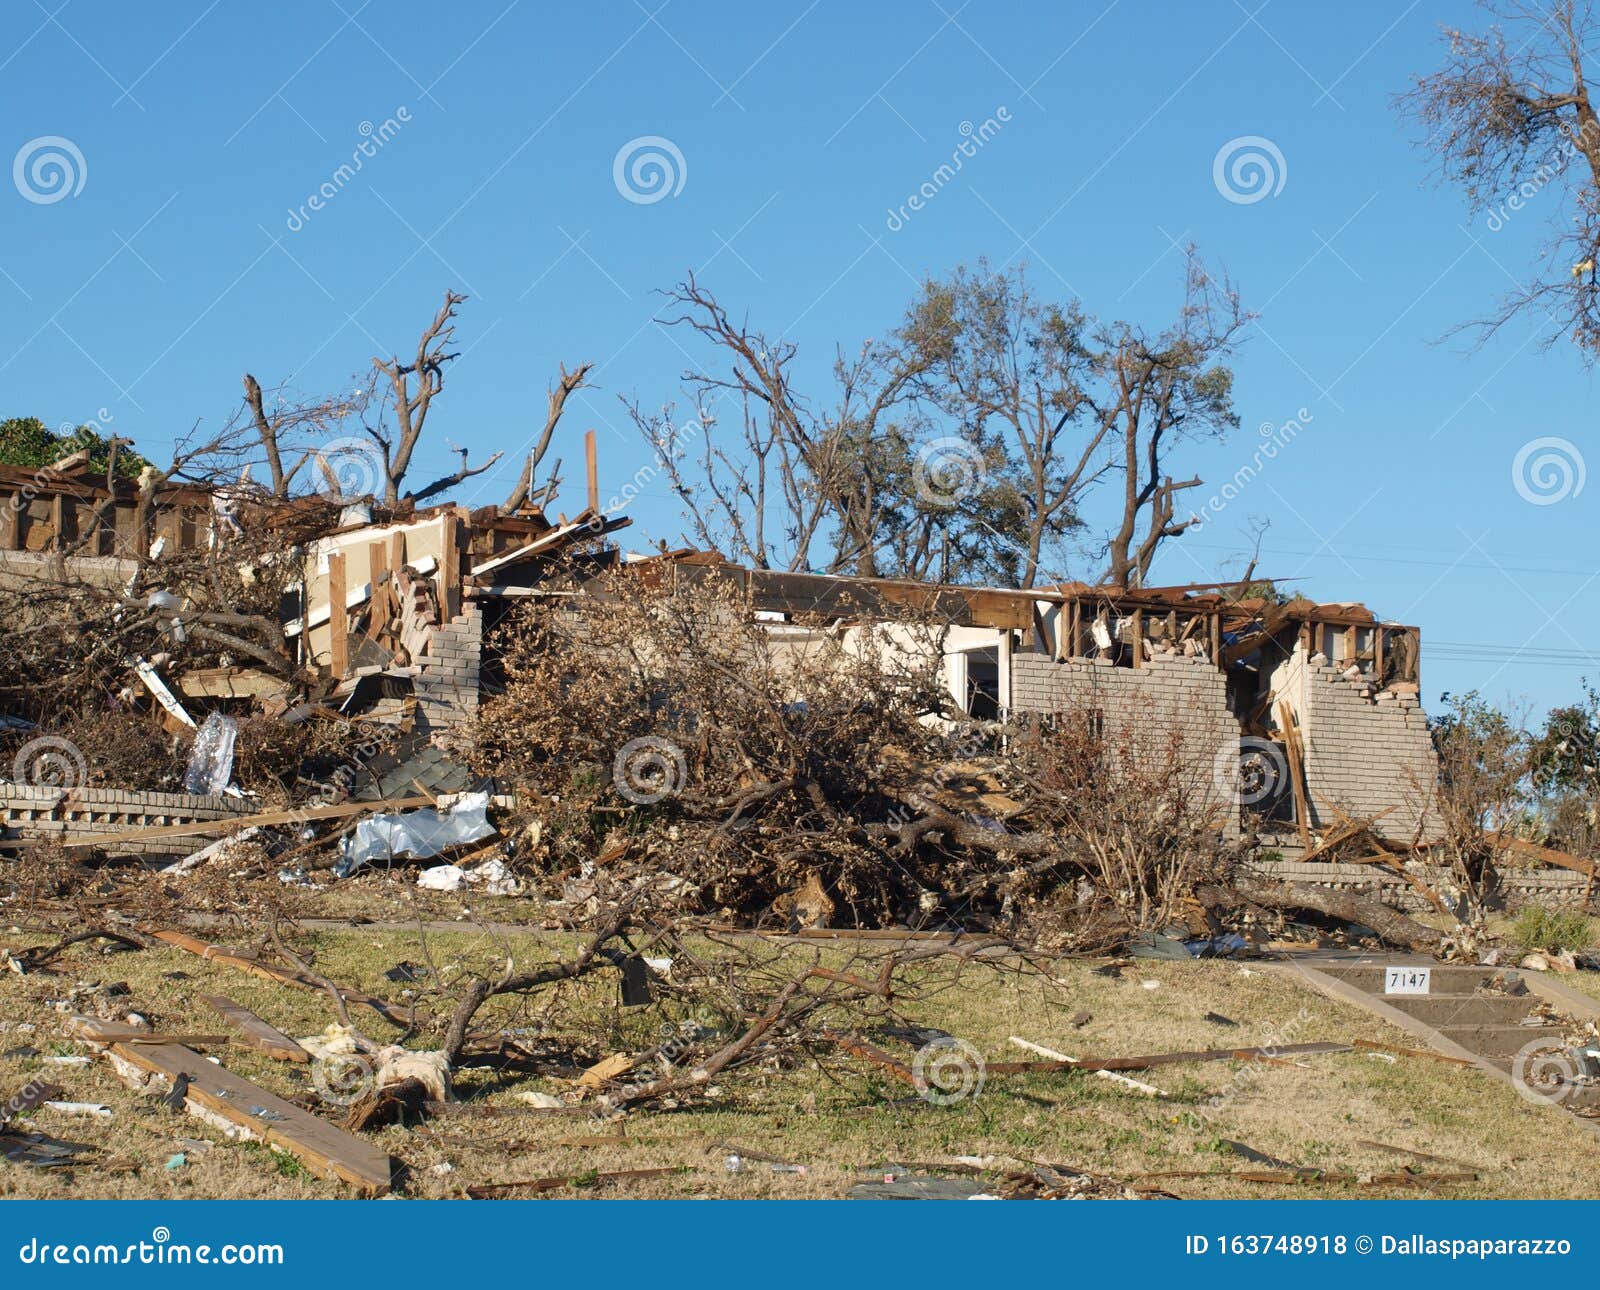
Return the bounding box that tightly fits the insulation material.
[336,791,494,877]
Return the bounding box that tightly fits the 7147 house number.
[1383,966,1431,995]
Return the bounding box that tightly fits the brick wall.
[1,784,255,856]
[1253,858,1587,912]
[413,603,482,734]
[1009,650,1240,836]
[1293,651,1438,842]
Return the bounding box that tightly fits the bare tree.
[502,361,595,513]
[241,374,362,498]
[1399,0,1600,355]
[925,263,1114,588]
[366,290,502,506]
[1098,252,1249,588]
[639,274,957,577]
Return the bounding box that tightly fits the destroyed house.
[621,555,1437,860]
[2,462,1432,866]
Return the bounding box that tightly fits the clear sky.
[2,1,1594,721]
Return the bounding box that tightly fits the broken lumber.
[65,795,432,849]
[100,1037,393,1195]
[66,1018,229,1049]
[200,994,311,1063]
[985,1041,1351,1074]
[1488,831,1596,879]
[151,931,410,1028]
[1353,1038,1475,1068]
[1007,1036,1165,1097]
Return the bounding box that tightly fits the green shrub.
[1510,905,1594,953]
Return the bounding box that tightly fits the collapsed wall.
[1009,636,1440,855]
[413,602,483,734]
[1266,644,1438,849]
[1,784,256,858]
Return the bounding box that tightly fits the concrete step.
[1380,993,1543,1028]
[1437,1024,1566,1059]
[1316,963,1506,994]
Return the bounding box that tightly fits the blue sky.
[1,0,1595,720]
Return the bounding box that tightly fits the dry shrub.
[1012,707,1234,934]
[471,567,1032,926]
[471,568,1237,938]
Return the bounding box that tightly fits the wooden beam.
[585,428,599,515]
[327,550,348,677]
[200,994,312,1064]
[1276,701,1313,850]
[366,541,390,642]
[177,667,288,700]
[102,1038,393,1194]
[440,511,460,620]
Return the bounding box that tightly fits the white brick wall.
[414,604,482,733]
[1009,650,1240,837]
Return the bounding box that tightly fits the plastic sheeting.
[335,791,495,878]
[183,713,238,796]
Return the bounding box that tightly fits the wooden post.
[0,492,17,550]
[1209,611,1222,668]
[366,541,390,642]
[327,550,348,678]
[585,429,599,515]
[1374,627,1386,685]
[1130,610,1143,668]
[439,512,460,621]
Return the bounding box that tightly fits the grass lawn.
[3,880,1599,1200]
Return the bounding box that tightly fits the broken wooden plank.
[1276,701,1313,850]
[66,1017,229,1049]
[150,931,410,1029]
[327,550,349,678]
[1008,1036,1166,1097]
[130,656,196,729]
[1487,831,1597,878]
[64,795,431,849]
[177,666,289,700]
[1353,1038,1475,1068]
[985,1041,1351,1074]
[200,994,312,1063]
[102,1039,393,1195]
[584,428,599,515]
